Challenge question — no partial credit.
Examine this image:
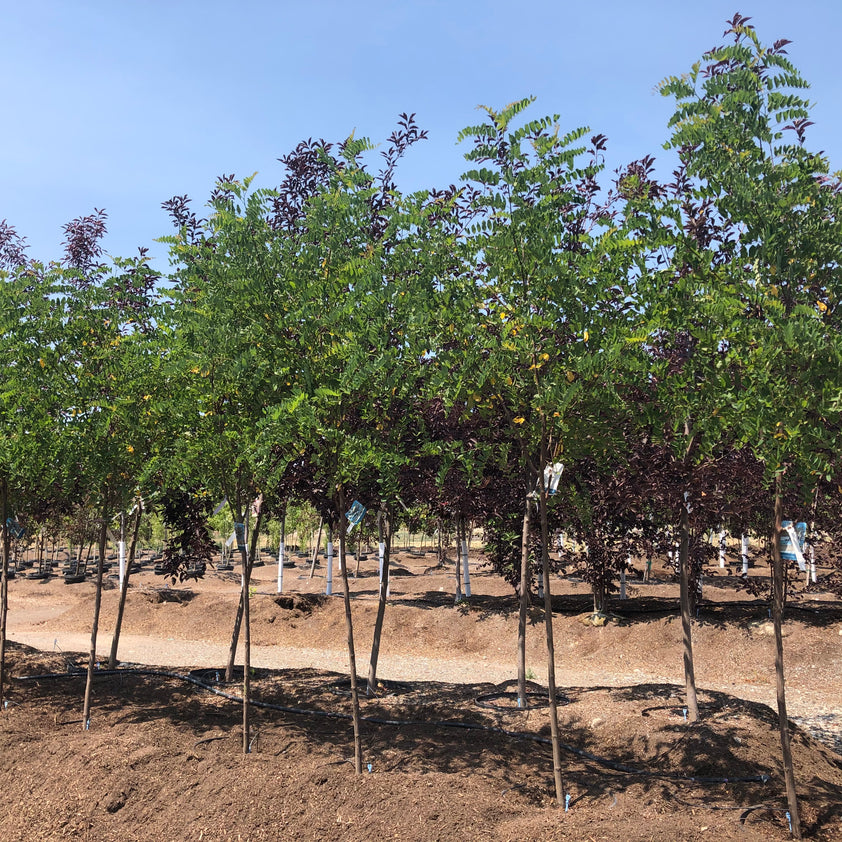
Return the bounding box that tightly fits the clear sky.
[3,0,841,269]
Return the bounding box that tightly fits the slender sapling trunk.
[83,506,109,730]
[773,478,802,839]
[308,519,324,580]
[454,518,463,602]
[108,502,143,668]
[517,486,532,708]
[538,449,564,807]
[337,485,362,773]
[679,493,699,722]
[367,507,391,695]
[0,477,9,708]
[242,503,263,754]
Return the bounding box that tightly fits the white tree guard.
[326,540,334,595]
[461,538,471,598]
[277,541,285,594]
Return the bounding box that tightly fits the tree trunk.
[367,507,391,696]
[538,440,564,807]
[337,485,362,773]
[308,519,324,580]
[225,507,250,682]
[242,503,263,754]
[592,546,608,615]
[0,477,9,708]
[225,590,245,683]
[454,518,463,602]
[679,494,699,722]
[517,486,532,708]
[108,502,143,668]
[354,528,362,579]
[773,478,802,839]
[83,504,109,730]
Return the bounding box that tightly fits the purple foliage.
[62,209,108,283]
[0,219,28,270]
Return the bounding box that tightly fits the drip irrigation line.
[475,690,567,711]
[14,666,770,786]
[670,794,777,813]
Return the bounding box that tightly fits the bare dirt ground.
[1,548,841,841]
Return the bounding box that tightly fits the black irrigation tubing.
[670,794,778,814]
[14,666,771,786]
[474,690,566,711]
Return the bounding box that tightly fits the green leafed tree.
[658,16,842,837]
[433,100,642,804]
[0,225,68,706]
[48,211,162,728]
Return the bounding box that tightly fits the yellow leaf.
[583,330,589,342]
[513,416,525,425]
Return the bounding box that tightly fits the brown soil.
[2,549,841,841]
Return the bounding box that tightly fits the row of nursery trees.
[2,18,842,835]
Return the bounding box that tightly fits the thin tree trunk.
[538,441,563,807]
[225,507,249,682]
[82,503,109,730]
[354,528,362,579]
[367,507,391,696]
[225,590,245,682]
[109,502,143,668]
[308,518,324,580]
[0,477,9,708]
[773,477,802,839]
[337,485,362,773]
[679,494,699,722]
[242,558,251,754]
[242,503,263,754]
[517,486,531,708]
[454,518,463,602]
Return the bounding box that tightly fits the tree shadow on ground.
[16,663,840,832]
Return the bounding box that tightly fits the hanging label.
[346,500,367,533]
[234,523,246,549]
[5,518,25,539]
[780,521,807,572]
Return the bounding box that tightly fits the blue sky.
[4,1,841,269]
